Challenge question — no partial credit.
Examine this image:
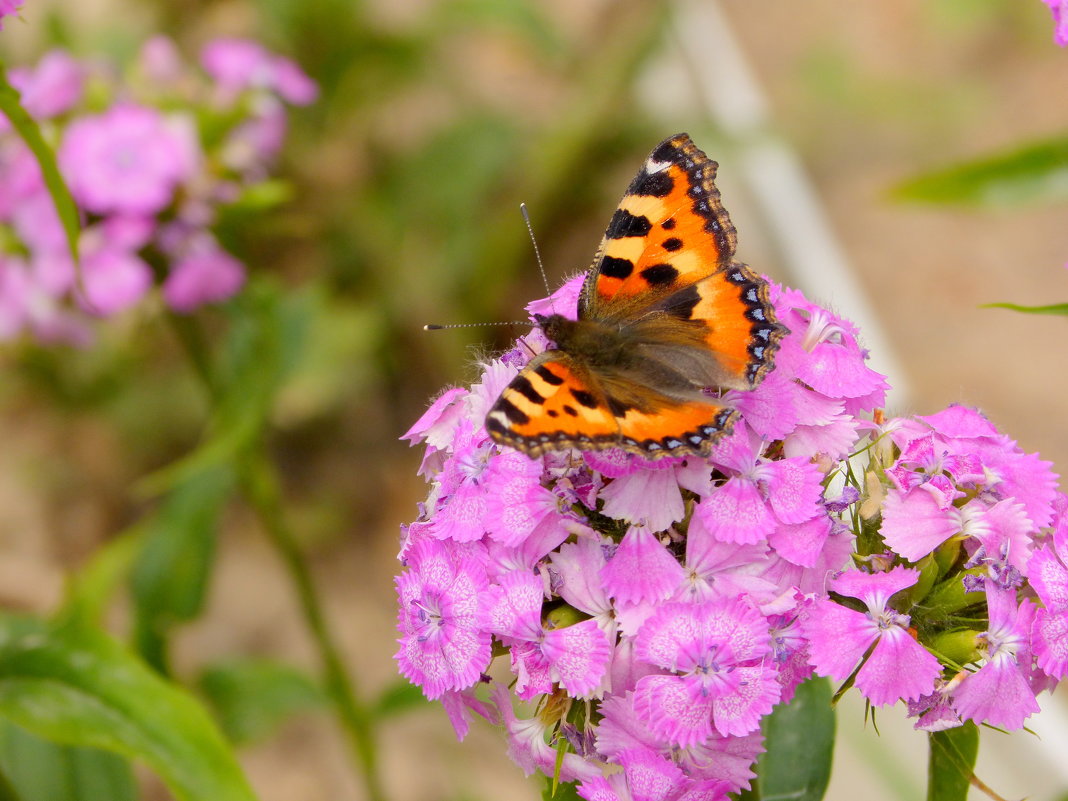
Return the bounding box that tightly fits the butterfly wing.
[485,351,622,457]
[581,133,785,390]
[487,134,786,461]
[484,348,739,459]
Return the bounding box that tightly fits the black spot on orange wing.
[600,256,634,280]
[511,375,546,405]
[570,388,598,409]
[586,134,739,311]
[640,264,679,286]
[630,169,674,198]
[606,209,652,239]
[534,364,564,386]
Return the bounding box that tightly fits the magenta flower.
[951,585,1040,730]
[162,239,246,313]
[594,692,762,796]
[400,270,1067,789]
[491,683,603,785]
[6,51,84,119]
[394,537,492,700]
[1043,0,1068,46]
[486,569,612,698]
[60,104,198,216]
[201,38,318,105]
[694,422,826,552]
[803,566,941,706]
[632,598,780,744]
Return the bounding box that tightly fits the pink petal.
[801,600,877,681]
[617,747,686,801]
[881,486,960,561]
[485,570,543,640]
[1029,546,1068,612]
[1033,608,1068,678]
[600,527,686,605]
[401,387,466,447]
[696,478,775,545]
[952,655,1040,730]
[633,673,714,748]
[543,618,612,698]
[760,457,824,524]
[855,626,941,706]
[768,514,832,567]
[711,664,780,737]
[599,467,685,531]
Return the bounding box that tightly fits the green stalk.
[167,313,385,801]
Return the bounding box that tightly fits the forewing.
[581,133,737,319]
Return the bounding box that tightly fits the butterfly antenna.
[423,321,530,331]
[520,203,553,300]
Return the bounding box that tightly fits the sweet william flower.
[395,537,492,700]
[162,237,247,313]
[803,566,941,706]
[59,104,198,216]
[951,584,1040,730]
[201,38,318,105]
[1023,500,1068,677]
[400,267,1068,790]
[5,51,84,120]
[632,597,780,744]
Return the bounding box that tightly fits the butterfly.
[485,133,787,460]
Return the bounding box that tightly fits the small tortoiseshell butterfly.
[486,133,787,460]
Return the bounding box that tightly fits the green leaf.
[891,136,1068,207]
[142,283,304,496]
[198,659,326,745]
[541,779,582,801]
[131,467,234,672]
[754,676,836,801]
[0,63,80,263]
[369,679,426,720]
[983,302,1068,316]
[0,618,257,801]
[60,530,141,630]
[927,723,979,801]
[0,718,137,801]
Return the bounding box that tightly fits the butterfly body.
[486,134,787,460]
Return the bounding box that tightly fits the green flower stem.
[239,451,385,801]
[167,313,385,801]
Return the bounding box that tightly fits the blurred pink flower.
[0,0,23,30]
[1044,0,1068,45]
[59,104,199,215]
[162,239,246,312]
[138,35,184,84]
[7,50,84,118]
[201,38,318,105]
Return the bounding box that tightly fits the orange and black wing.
[484,349,740,460]
[485,351,622,458]
[581,133,785,390]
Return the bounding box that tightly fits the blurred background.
[1,0,1067,799]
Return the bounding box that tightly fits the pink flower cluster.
[399,275,1065,798]
[0,38,316,344]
